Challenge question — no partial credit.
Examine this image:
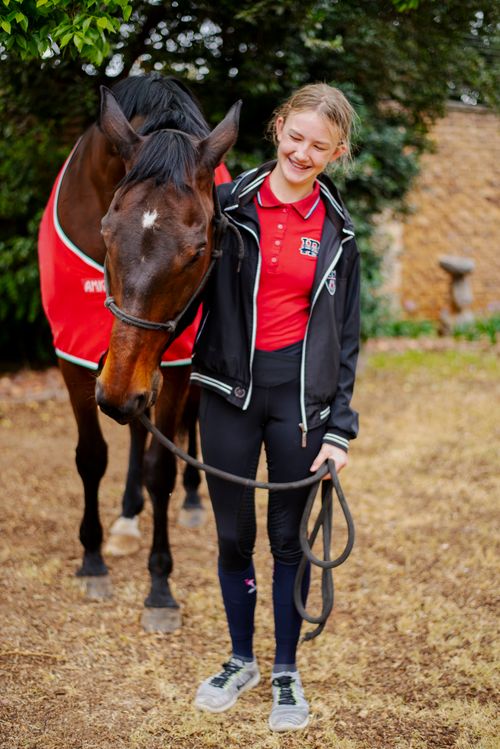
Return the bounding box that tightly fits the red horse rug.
[38,156,230,370]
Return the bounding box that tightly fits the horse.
[38,73,240,631]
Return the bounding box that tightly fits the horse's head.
[95,87,240,423]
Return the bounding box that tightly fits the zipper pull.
[299,423,308,448]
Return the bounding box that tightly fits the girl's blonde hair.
[268,83,357,165]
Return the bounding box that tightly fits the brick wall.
[381,104,500,321]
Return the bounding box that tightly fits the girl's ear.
[330,142,347,163]
[275,116,285,141]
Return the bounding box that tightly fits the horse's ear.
[99,86,142,163]
[198,101,242,174]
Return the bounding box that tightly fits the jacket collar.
[256,174,322,220]
[227,160,354,239]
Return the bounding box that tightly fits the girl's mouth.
[288,158,311,172]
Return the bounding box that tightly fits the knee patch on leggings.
[218,536,253,573]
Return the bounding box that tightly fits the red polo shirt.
[254,175,326,351]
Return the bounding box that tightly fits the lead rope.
[138,414,355,642]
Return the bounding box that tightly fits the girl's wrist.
[322,431,349,453]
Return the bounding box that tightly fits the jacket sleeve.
[323,244,361,452]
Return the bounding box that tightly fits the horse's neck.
[58,125,125,265]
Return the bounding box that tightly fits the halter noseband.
[103,185,243,337]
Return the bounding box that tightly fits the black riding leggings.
[199,380,325,571]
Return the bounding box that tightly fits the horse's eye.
[186,250,203,268]
[185,244,206,266]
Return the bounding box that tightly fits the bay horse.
[38,73,240,631]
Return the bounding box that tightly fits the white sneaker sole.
[268,713,310,732]
[194,671,261,713]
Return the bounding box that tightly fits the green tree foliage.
[0,1,498,362]
[0,0,133,64]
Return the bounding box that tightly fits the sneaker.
[269,671,310,731]
[194,656,260,713]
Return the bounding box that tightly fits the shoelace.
[272,675,297,705]
[210,660,242,689]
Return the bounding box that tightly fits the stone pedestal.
[439,255,475,332]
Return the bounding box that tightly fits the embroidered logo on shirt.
[299,237,320,257]
[326,269,337,295]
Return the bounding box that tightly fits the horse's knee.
[75,437,107,484]
[144,447,176,500]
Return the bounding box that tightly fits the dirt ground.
[1,342,499,749]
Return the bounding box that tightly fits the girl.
[191,83,360,732]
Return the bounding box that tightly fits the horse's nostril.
[95,383,150,424]
[133,392,148,414]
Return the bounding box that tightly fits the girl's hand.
[310,444,348,477]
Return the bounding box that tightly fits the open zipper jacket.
[191,162,360,451]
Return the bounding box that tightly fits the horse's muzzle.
[95,381,154,424]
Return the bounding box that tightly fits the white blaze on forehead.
[142,209,158,230]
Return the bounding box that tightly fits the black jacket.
[191,162,360,451]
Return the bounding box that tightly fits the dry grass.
[0,346,498,749]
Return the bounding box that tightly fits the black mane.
[105,73,210,191]
[109,73,210,138]
[122,130,199,192]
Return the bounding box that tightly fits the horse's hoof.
[178,506,206,529]
[104,516,141,556]
[104,533,141,557]
[141,606,182,633]
[78,575,113,601]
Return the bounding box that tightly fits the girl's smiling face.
[274,109,346,198]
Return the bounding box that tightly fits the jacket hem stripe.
[190,372,232,394]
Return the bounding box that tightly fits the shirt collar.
[256,175,322,220]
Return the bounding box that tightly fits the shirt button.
[271,257,278,264]
[277,223,284,230]
[274,240,281,246]
[234,386,246,398]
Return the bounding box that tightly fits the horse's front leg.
[141,366,190,633]
[105,415,148,557]
[60,361,112,600]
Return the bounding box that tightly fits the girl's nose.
[294,146,309,162]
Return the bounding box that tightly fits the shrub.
[452,315,500,344]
